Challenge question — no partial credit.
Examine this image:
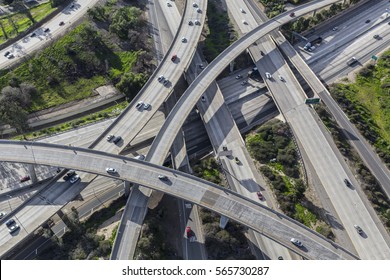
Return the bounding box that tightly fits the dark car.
[63,170,76,181]
[30,32,36,38]
[354,224,363,234]
[256,191,264,200]
[344,178,352,187]
[59,21,65,26]
[365,19,370,23]
[171,54,177,62]
[289,12,295,17]
[158,175,168,181]
[6,219,15,227]
[4,51,10,57]
[44,28,50,33]
[113,136,122,144]
[20,176,30,183]
[185,226,191,238]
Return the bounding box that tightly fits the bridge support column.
[229,61,235,72]
[123,181,131,197]
[219,215,229,229]
[27,164,38,183]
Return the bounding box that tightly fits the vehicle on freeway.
[192,2,198,7]
[278,75,284,81]
[69,174,80,184]
[256,191,264,200]
[290,238,303,247]
[6,219,15,227]
[8,224,20,234]
[0,212,6,219]
[44,28,50,33]
[171,54,177,62]
[63,170,76,181]
[373,34,380,39]
[4,51,10,57]
[278,256,283,260]
[106,134,114,141]
[347,57,358,66]
[241,81,247,86]
[4,51,14,59]
[30,32,36,37]
[199,63,204,69]
[235,74,242,79]
[59,21,65,26]
[194,20,200,26]
[188,20,193,25]
[143,103,150,110]
[365,19,370,23]
[136,102,144,110]
[106,168,117,174]
[181,37,187,43]
[201,95,206,102]
[197,8,202,13]
[235,157,240,164]
[157,75,164,82]
[20,176,30,183]
[289,12,295,17]
[332,27,338,31]
[265,72,272,79]
[354,225,363,234]
[166,1,172,6]
[158,175,168,181]
[242,19,247,25]
[260,50,265,56]
[113,136,122,144]
[163,79,169,86]
[240,8,245,13]
[185,226,191,238]
[134,154,145,160]
[344,178,352,187]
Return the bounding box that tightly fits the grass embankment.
[203,0,236,62]
[0,2,56,44]
[246,119,334,238]
[0,23,141,112]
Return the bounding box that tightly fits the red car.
[185,226,191,238]
[20,176,30,183]
[171,54,177,62]
[256,191,264,200]
[289,12,295,17]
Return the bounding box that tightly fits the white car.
[167,2,172,7]
[201,95,206,102]
[192,2,198,7]
[240,8,245,13]
[278,75,284,81]
[69,175,80,184]
[106,168,117,174]
[290,238,303,247]
[0,212,6,219]
[157,75,164,82]
[181,37,187,43]
[143,103,150,110]
[136,101,144,110]
[134,154,146,160]
[242,19,248,25]
[8,224,20,234]
[106,134,114,141]
[265,72,272,79]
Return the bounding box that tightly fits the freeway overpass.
[0,141,358,260]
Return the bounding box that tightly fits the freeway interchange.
[0,0,390,260]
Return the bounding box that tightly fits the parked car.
[185,226,192,238]
[20,176,30,183]
[158,175,168,181]
[63,170,76,181]
[106,134,114,141]
[69,174,80,184]
[106,168,117,174]
[113,136,122,144]
[290,238,303,247]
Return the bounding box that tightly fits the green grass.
[0,3,56,43]
[294,204,317,227]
